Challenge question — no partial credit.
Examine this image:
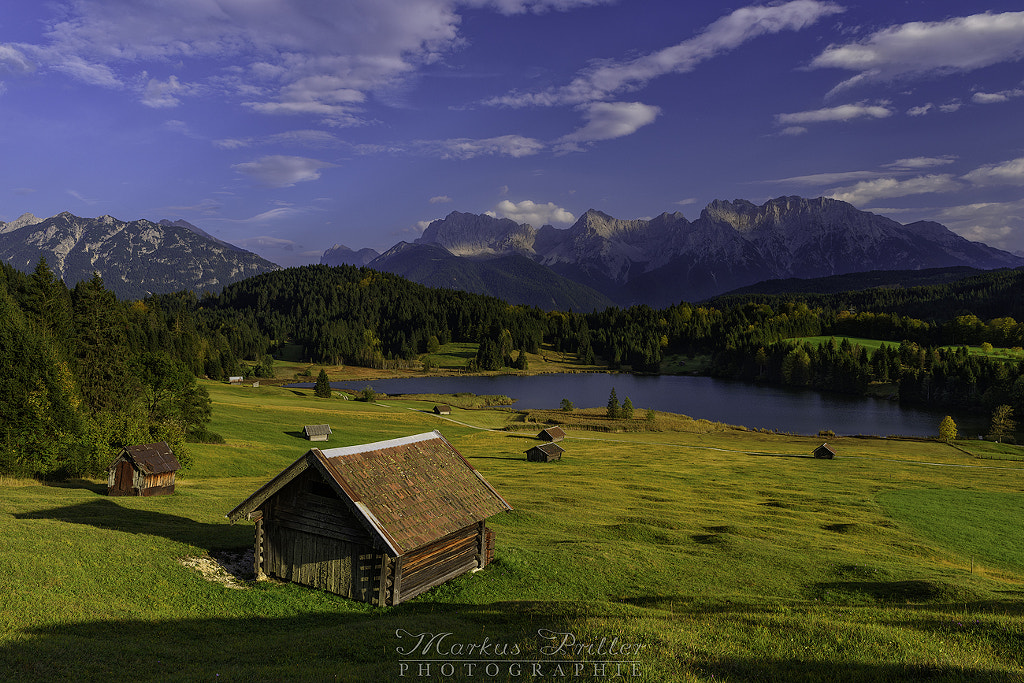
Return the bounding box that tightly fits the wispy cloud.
[883,156,957,170]
[232,155,335,187]
[429,195,452,204]
[776,102,893,126]
[555,101,661,152]
[414,135,545,159]
[141,75,195,108]
[809,10,1024,94]
[962,157,1024,186]
[827,174,962,204]
[486,0,844,108]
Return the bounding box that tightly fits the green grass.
[793,335,1024,361]
[2,382,1024,681]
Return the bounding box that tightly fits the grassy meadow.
[2,381,1024,681]
[792,335,1024,362]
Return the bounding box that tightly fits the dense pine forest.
[5,259,1024,478]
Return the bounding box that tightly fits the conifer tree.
[607,387,620,418]
[622,396,634,419]
[314,369,332,398]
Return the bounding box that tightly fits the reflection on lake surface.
[303,373,961,438]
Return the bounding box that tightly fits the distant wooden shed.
[537,426,565,442]
[526,442,565,462]
[107,442,181,496]
[813,443,836,459]
[303,424,332,442]
[226,431,512,606]
[433,404,451,415]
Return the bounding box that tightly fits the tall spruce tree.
[607,387,620,418]
[314,369,332,398]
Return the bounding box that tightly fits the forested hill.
[204,264,550,368]
[8,257,1024,481]
[713,267,1024,325]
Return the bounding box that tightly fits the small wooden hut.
[226,431,512,606]
[813,443,836,459]
[303,424,332,442]
[433,404,451,415]
[526,442,564,462]
[537,426,565,442]
[107,442,181,496]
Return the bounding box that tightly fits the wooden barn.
[526,442,564,462]
[537,426,565,442]
[433,404,451,415]
[226,431,512,606]
[303,424,332,442]
[813,443,836,459]
[107,442,181,496]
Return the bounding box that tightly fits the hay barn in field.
[302,424,332,442]
[525,442,564,462]
[537,426,565,442]
[433,404,451,415]
[107,442,181,496]
[226,431,512,606]
[813,443,836,459]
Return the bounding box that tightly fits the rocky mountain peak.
[0,212,42,235]
[418,211,535,257]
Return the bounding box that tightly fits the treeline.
[0,261,215,478]
[194,264,1024,415]
[7,259,1024,478]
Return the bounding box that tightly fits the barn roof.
[538,426,565,441]
[227,431,512,556]
[303,424,332,437]
[527,442,565,457]
[111,442,180,475]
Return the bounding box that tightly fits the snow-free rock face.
[386,197,1024,306]
[0,212,280,299]
[417,211,535,257]
[320,243,380,267]
[0,212,42,235]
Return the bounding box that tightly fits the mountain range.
[0,212,279,299]
[367,196,1024,308]
[4,195,1022,307]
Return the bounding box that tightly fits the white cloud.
[429,195,452,204]
[0,44,34,73]
[486,199,575,225]
[907,103,933,116]
[417,135,545,159]
[232,155,335,187]
[884,156,957,170]
[141,75,193,108]
[811,10,1024,93]
[487,0,844,107]
[962,157,1024,186]
[972,88,1024,104]
[776,102,893,125]
[939,100,963,113]
[779,126,808,136]
[471,0,613,14]
[828,174,962,204]
[928,199,1024,249]
[555,101,661,150]
[767,170,882,186]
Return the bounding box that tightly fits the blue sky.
[2,0,1023,266]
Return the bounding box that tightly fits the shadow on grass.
[284,430,310,440]
[0,601,605,682]
[13,498,248,550]
[42,478,107,494]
